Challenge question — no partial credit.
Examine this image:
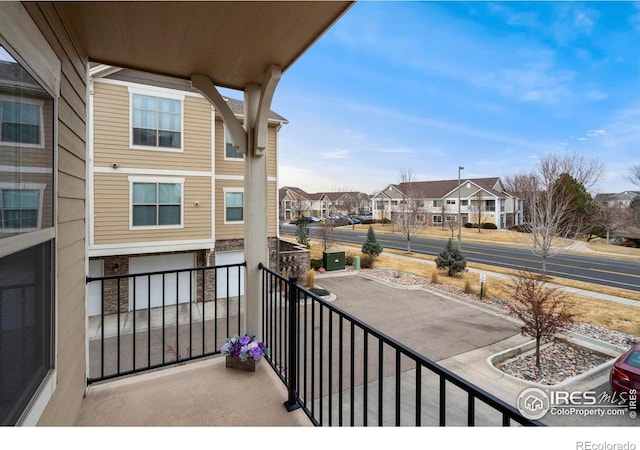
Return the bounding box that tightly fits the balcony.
[81,263,538,427]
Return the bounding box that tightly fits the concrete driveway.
[315,274,520,362]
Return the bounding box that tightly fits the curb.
[486,334,625,392]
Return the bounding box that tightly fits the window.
[446,199,456,205]
[432,215,442,223]
[132,181,182,227]
[433,200,442,208]
[0,186,44,232]
[131,93,182,149]
[0,42,55,426]
[225,190,243,223]
[446,215,457,222]
[0,97,43,146]
[225,126,243,159]
[461,200,468,206]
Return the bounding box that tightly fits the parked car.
[610,341,640,394]
[351,217,361,224]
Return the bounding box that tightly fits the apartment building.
[87,67,287,315]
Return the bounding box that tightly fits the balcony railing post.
[284,275,300,412]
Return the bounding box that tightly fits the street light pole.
[458,166,464,251]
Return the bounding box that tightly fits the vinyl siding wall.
[93,173,212,244]
[92,80,213,245]
[24,1,88,426]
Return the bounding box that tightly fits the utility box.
[322,250,345,271]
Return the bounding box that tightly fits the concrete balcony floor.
[75,356,310,427]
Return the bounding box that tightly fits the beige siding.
[93,173,212,244]
[267,180,277,236]
[24,2,88,426]
[93,81,212,171]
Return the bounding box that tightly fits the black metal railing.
[85,262,246,384]
[259,263,541,427]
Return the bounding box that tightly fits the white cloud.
[320,149,350,159]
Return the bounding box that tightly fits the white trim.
[0,94,45,149]
[95,166,211,177]
[18,372,57,426]
[0,3,61,96]
[211,108,216,241]
[0,227,55,259]
[96,77,203,98]
[128,87,184,152]
[223,186,244,225]
[88,239,216,257]
[128,176,185,230]
[215,174,244,181]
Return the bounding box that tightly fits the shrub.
[509,224,530,233]
[430,268,440,284]
[360,254,375,269]
[481,222,497,229]
[362,225,383,257]
[463,279,472,294]
[464,222,473,228]
[345,252,355,266]
[304,269,316,289]
[435,238,467,276]
[310,259,322,271]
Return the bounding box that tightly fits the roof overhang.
[55,1,353,91]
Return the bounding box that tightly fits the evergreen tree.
[295,219,310,249]
[361,225,383,257]
[435,239,467,276]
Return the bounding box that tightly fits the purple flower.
[250,347,263,360]
[221,342,232,354]
[239,335,251,345]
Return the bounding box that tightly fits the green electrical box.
[322,250,345,271]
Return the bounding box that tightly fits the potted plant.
[220,334,268,372]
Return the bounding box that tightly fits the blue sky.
[238,2,640,195]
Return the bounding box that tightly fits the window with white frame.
[0,185,45,232]
[131,180,182,227]
[461,199,468,206]
[432,215,442,223]
[224,126,243,159]
[225,189,243,223]
[131,93,182,149]
[446,215,457,222]
[446,199,456,205]
[0,41,55,426]
[0,96,43,147]
[433,200,442,208]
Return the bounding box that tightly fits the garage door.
[87,259,103,317]
[129,253,194,310]
[215,251,245,298]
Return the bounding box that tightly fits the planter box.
[225,356,260,372]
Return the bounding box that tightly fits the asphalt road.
[281,224,640,293]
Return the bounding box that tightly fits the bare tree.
[596,202,627,243]
[628,164,640,188]
[514,153,603,273]
[503,271,575,372]
[397,167,426,252]
[317,218,334,251]
[471,189,485,233]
